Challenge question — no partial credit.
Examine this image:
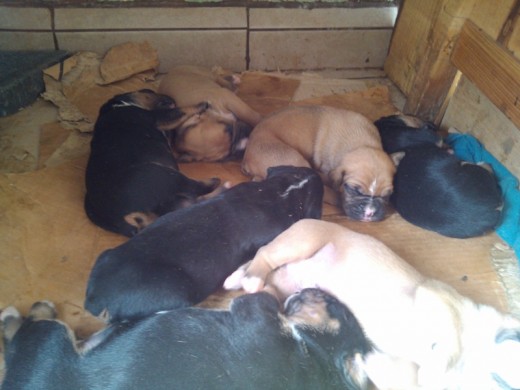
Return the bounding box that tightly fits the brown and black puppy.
[1,290,370,390]
[85,166,324,322]
[242,105,396,221]
[225,219,520,390]
[84,89,222,237]
[158,65,263,162]
[375,114,503,238]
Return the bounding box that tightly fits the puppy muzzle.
[342,195,388,222]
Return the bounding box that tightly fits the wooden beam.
[384,0,476,121]
[451,20,520,129]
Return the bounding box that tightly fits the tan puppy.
[242,105,396,221]
[158,65,263,162]
[224,219,520,390]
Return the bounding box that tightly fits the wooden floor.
[0,68,515,346]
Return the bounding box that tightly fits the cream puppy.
[224,219,520,390]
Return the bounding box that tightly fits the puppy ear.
[390,151,406,166]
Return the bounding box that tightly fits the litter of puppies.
[1,54,517,390]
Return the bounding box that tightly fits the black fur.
[1,290,370,390]
[85,166,324,322]
[375,114,441,154]
[391,146,503,238]
[375,115,503,238]
[84,89,219,237]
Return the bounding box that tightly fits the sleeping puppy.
[225,219,520,390]
[375,114,503,238]
[85,166,324,322]
[158,65,263,162]
[374,114,442,153]
[84,89,222,237]
[242,105,396,221]
[1,290,370,390]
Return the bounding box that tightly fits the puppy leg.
[28,300,57,321]
[1,301,57,342]
[221,90,263,126]
[1,307,23,342]
[230,220,334,292]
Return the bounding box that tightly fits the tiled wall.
[0,5,397,72]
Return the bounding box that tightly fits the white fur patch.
[368,179,377,196]
[281,178,310,198]
[112,101,143,110]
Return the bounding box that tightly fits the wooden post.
[385,0,476,122]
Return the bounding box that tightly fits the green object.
[0,50,70,117]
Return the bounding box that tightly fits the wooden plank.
[506,10,520,57]
[384,0,476,121]
[452,20,520,129]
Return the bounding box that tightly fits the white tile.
[250,6,397,29]
[0,6,51,30]
[55,7,246,30]
[250,29,392,71]
[56,30,247,72]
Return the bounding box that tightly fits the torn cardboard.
[42,44,160,133]
[99,41,159,85]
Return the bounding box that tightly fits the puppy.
[158,65,263,162]
[374,114,442,154]
[225,219,520,390]
[1,290,370,390]
[85,166,324,322]
[376,115,503,238]
[84,89,222,237]
[242,105,396,222]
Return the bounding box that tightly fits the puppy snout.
[343,196,388,222]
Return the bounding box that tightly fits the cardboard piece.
[42,51,159,133]
[99,41,159,85]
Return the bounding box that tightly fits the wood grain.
[452,20,520,129]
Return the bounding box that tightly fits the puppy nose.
[364,206,376,219]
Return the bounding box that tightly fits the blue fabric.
[446,133,520,259]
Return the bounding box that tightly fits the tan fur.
[242,105,395,218]
[159,65,262,125]
[225,219,520,389]
[158,66,262,161]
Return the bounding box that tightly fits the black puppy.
[374,114,442,154]
[85,166,324,322]
[375,115,503,238]
[85,89,221,237]
[1,289,371,390]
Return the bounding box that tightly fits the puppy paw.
[223,268,246,290]
[241,276,265,293]
[29,300,57,321]
[1,306,22,341]
[1,306,20,323]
